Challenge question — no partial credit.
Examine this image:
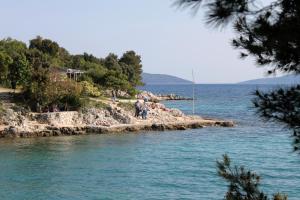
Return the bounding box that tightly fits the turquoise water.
[0,84,300,200]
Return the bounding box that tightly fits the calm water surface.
[0,84,299,200]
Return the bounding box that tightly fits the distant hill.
[239,74,300,85]
[142,73,193,85]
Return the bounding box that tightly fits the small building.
[66,68,85,81]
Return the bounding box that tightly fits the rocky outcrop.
[156,94,193,101]
[0,101,234,138]
[31,106,136,127]
[138,91,193,102]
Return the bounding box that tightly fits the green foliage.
[217,155,287,200]
[29,36,60,57]
[69,54,104,71]
[0,38,27,54]
[82,52,103,64]
[176,0,300,74]
[0,38,30,88]
[81,81,102,97]
[22,58,83,111]
[23,49,51,109]
[0,51,12,85]
[119,51,143,87]
[59,93,82,111]
[29,36,71,68]
[103,70,131,92]
[0,36,143,110]
[126,87,138,97]
[86,66,107,85]
[253,87,300,151]
[8,53,31,89]
[104,53,122,71]
[26,77,83,111]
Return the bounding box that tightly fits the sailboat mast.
[192,70,195,115]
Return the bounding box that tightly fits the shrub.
[81,81,101,97]
[24,71,83,111]
[59,93,83,111]
[127,87,138,97]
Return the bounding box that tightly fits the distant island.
[238,74,300,85]
[142,73,193,85]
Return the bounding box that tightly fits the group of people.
[134,98,149,120]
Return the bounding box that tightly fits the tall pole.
[192,69,195,115]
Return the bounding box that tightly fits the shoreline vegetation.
[0,36,233,138]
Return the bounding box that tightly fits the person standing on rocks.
[111,91,116,104]
[141,102,149,120]
[134,100,142,118]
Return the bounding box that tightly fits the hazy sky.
[0,0,271,83]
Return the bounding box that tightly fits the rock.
[138,91,160,102]
[53,130,61,136]
[216,121,234,127]
[169,109,184,117]
[138,91,193,101]
[151,123,165,131]
[34,112,83,126]
[6,126,19,137]
[109,108,135,124]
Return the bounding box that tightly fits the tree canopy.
[0,36,144,111]
[119,51,143,87]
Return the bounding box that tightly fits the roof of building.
[66,68,85,74]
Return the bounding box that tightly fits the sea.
[0,84,299,200]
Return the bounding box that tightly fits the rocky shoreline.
[1,119,234,138]
[0,100,234,138]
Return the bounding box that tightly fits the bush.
[127,87,138,97]
[59,93,83,111]
[81,81,101,97]
[24,71,83,111]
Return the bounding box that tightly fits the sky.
[0,0,271,83]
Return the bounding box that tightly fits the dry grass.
[118,102,135,112]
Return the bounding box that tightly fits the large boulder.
[169,109,184,117]
[138,91,159,102]
[108,107,136,124]
[82,108,119,126]
[1,108,28,127]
